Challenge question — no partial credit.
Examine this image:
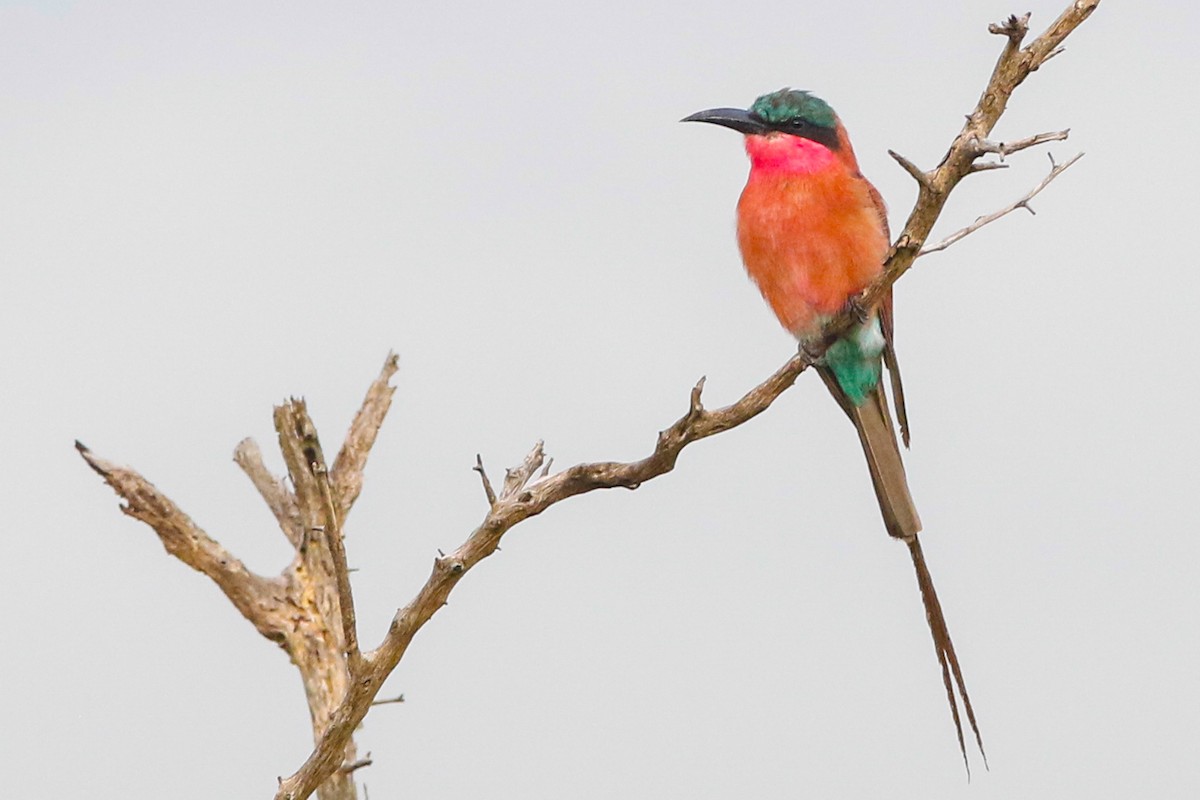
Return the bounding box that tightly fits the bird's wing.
[863,176,910,447]
[878,296,909,447]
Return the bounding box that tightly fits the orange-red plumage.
[738,174,887,336]
[735,122,889,338]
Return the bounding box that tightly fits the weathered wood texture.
[79,353,398,800]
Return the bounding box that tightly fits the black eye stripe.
[769,118,841,150]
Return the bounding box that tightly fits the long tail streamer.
[908,535,987,776]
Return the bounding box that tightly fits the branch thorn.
[688,377,707,416]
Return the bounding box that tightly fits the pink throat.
[744,133,838,176]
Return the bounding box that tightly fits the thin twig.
[967,161,1010,175]
[340,756,373,775]
[888,149,931,190]
[501,441,545,498]
[233,437,303,546]
[331,353,399,519]
[473,455,497,506]
[370,694,405,707]
[971,129,1070,160]
[920,152,1084,255]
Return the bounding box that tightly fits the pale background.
[2,1,1197,798]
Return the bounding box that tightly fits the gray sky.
[3,1,1197,797]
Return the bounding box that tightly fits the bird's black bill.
[680,107,769,136]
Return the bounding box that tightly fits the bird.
[683,88,986,773]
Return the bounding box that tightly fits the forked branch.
[78,357,401,800]
[921,152,1085,255]
[856,0,1099,330]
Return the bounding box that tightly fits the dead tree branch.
[331,354,398,519]
[78,355,401,800]
[316,457,363,678]
[970,129,1070,160]
[847,0,1099,338]
[75,440,288,642]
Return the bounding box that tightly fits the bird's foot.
[799,339,826,364]
[841,295,871,324]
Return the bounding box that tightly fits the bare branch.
[920,152,1084,255]
[966,161,1010,175]
[76,440,286,642]
[860,0,1100,323]
[331,352,399,519]
[274,352,815,800]
[370,694,405,707]
[501,441,546,498]
[277,401,363,676]
[317,461,363,677]
[234,437,303,547]
[970,129,1070,160]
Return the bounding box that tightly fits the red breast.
[735,130,889,338]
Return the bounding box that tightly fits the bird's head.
[683,88,847,173]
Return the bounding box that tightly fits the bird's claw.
[799,340,826,364]
[842,295,870,324]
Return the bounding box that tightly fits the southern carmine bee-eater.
[683,88,986,772]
